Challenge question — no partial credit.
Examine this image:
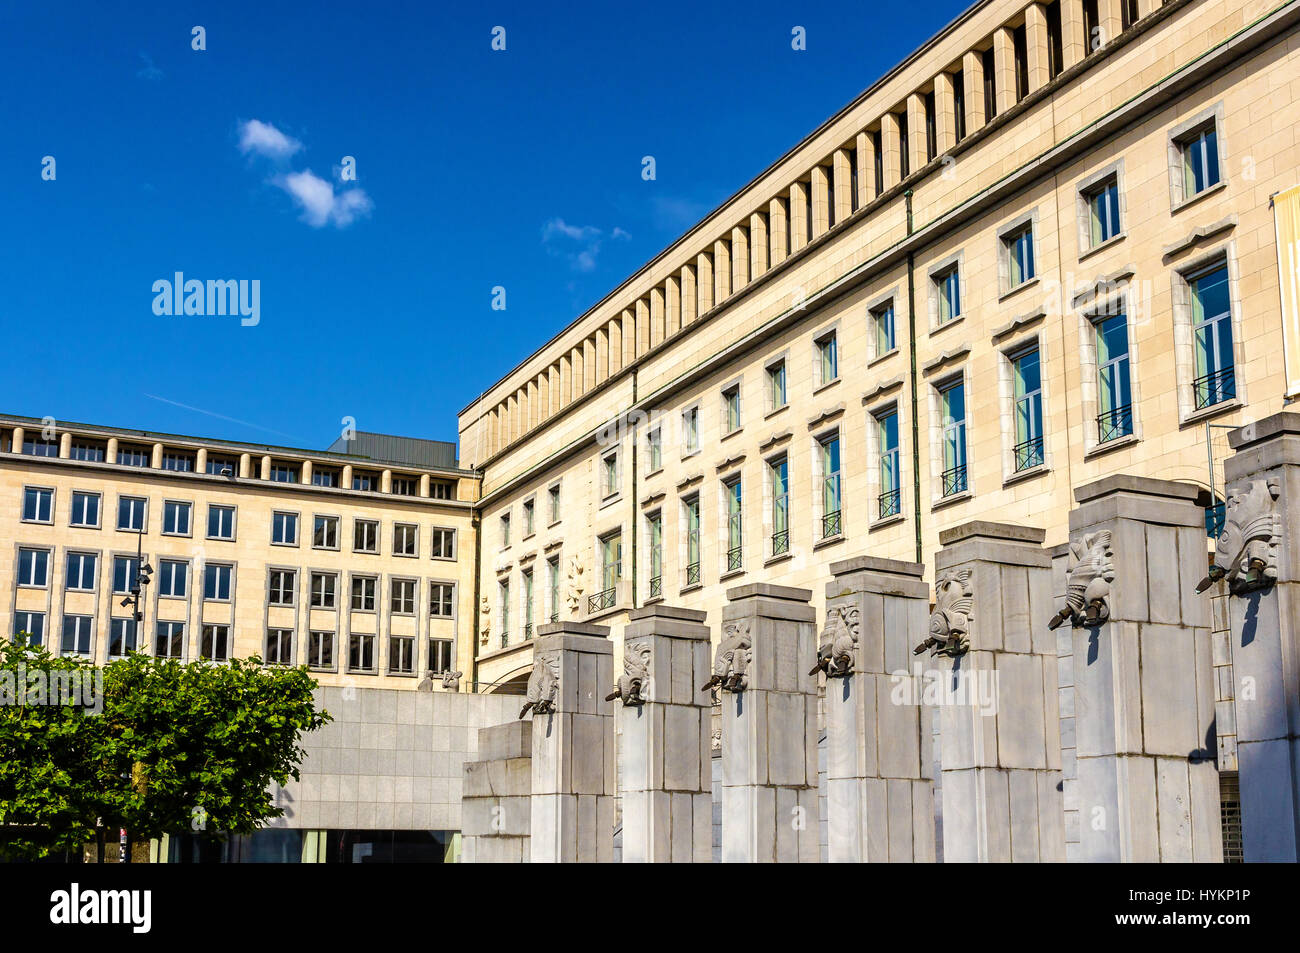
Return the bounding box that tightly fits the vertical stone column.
[522,622,616,863]
[926,522,1064,862]
[714,584,819,863]
[961,49,986,134]
[1217,413,1300,861]
[821,556,935,862]
[613,605,712,863]
[1063,476,1221,862]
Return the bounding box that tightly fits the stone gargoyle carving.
[479,594,491,645]
[701,620,752,693]
[914,568,973,657]
[441,669,463,692]
[1196,478,1282,595]
[810,604,860,677]
[1048,531,1115,629]
[518,652,560,719]
[565,556,585,614]
[605,640,652,705]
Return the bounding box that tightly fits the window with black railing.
[1014,434,1044,472]
[523,622,533,639]
[1096,403,1133,443]
[686,562,700,586]
[822,509,841,539]
[500,632,509,649]
[550,609,559,623]
[1193,366,1235,411]
[771,529,789,557]
[941,464,967,497]
[726,546,742,572]
[878,488,901,519]
[588,587,617,613]
[648,575,662,599]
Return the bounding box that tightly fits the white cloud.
[238,119,302,160]
[542,218,630,273]
[275,169,372,228]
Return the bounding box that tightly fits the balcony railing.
[726,546,743,572]
[588,587,617,613]
[771,529,789,557]
[878,488,901,519]
[549,609,559,623]
[499,633,509,649]
[1013,434,1044,472]
[523,622,533,640]
[648,575,662,599]
[1193,366,1235,411]
[822,509,841,539]
[941,464,967,497]
[1096,403,1133,444]
[685,562,701,587]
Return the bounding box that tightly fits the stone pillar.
[821,556,935,862]
[461,721,532,863]
[1217,413,1300,861]
[1063,476,1221,862]
[714,584,819,863]
[926,522,1065,862]
[521,621,615,863]
[613,604,712,863]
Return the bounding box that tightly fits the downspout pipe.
[905,190,923,565]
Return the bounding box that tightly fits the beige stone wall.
[464,0,1300,685]
[0,431,479,690]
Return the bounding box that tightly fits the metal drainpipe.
[905,189,923,565]
[470,506,481,692]
[630,368,639,610]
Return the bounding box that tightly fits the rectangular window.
[684,496,701,587]
[310,572,337,609]
[158,559,188,598]
[70,440,105,462]
[600,533,622,595]
[548,484,561,522]
[430,480,455,500]
[499,513,511,547]
[498,580,510,648]
[108,618,137,657]
[348,634,376,672]
[924,90,937,163]
[647,512,663,598]
[117,496,147,532]
[391,578,416,614]
[601,452,619,498]
[982,48,997,122]
[1092,311,1134,442]
[116,445,149,467]
[817,331,839,385]
[872,302,896,355]
[1083,0,1100,54]
[207,504,235,540]
[1121,0,1139,30]
[848,147,859,212]
[351,576,377,612]
[682,407,700,455]
[940,380,969,496]
[393,522,418,556]
[820,434,842,538]
[1190,264,1235,409]
[724,478,743,572]
[936,265,961,323]
[770,457,789,556]
[62,615,93,655]
[871,130,884,195]
[952,71,967,142]
[352,471,378,492]
[308,631,334,669]
[23,486,53,523]
[70,491,100,527]
[270,463,297,483]
[156,621,185,659]
[431,527,456,559]
[1005,225,1036,288]
[768,361,787,410]
[14,610,46,647]
[1086,177,1122,247]
[200,623,230,661]
[1179,123,1221,199]
[65,551,96,591]
[266,629,294,665]
[898,114,910,180]
[271,511,298,546]
[206,456,238,476]
[17,548,50,587]
[548,557,561,622]
[203,564,233,601]
[312,467,339,488]
[1013,347,1045,471]
[430,582,455,618]
[113,556,140,595]
[723,384,742,433]
[522,500,535,537]
[1046,1,1064,79]
[646,427,662,472]
[522,568,534,638]
[313,515,338,549]
[21,435,57,457]
[161,451,194,472]
[268,569,296,606]
[391,476,418,496]
[877,410,901,518]
[1012,25,1029,102]
[389,636,415,674]
[429,638,453,673]
[162,500,191,535]
[354,519,378,553]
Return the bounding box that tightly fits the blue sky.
[2,0,970,454]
